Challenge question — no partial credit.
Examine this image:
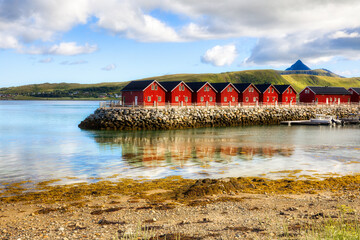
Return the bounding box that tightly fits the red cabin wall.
[259,86,278,104]
[240,86,260,105]
[166,83,192,106]
[216,85,238,105]
[122,91,143,106]
[349,89,360,102]
[143,82,166,106]
[192,83,217,106]
[299,88,315,103]
[278,87,297,104]
[315,94,350,104]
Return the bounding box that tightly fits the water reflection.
[92,128,295,167]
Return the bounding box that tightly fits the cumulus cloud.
[2,0,360,63]
[24,42,98,56]
[201,44,237,66]
[102,64,116,71]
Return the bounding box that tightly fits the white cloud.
[201,44,237,66]
[39,57,53,63]
[102,64,116,71]
[330,31,360,39]
[24,42,98,56]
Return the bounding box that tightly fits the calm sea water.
[0,101,359,184]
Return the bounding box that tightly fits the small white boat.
[310,114,333,124]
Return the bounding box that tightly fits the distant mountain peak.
[286,60,311,71]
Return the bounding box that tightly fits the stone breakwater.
[78,106,360,130]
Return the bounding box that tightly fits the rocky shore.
[78,105,360,130]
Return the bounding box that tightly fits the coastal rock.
[78,106,360,131]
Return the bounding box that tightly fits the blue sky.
[1,0,360,87]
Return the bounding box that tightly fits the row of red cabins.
[121,80,360,106]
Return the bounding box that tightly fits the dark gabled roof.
[160,81,193,92]
[254,84,279,93]
[121,80,167,92]
[186,82,217,93]
[211,82,239,93]
[232,83,260,93]
[159,81,182,92]
[349,88,360,94]
[306,86,351,95]
[273,85,297,94]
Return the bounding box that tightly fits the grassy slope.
[1,70,360,95]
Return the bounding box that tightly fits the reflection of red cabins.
[299,86,351,104]
[160,81,193,106]
[255,84,279,105]
[273,85,297,104]
[219,146,238,156]
[122,80,167,106]
[211,82,240,106]
[233,83,260,105]
[186,82,217,106]
[348,88,360,103]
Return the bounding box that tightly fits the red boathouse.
[299,86,351,104]
[273,85,297,105]
[255,84,279,105]
[121,80,167,106]
[233,83,260,106]
[186,82,217,106]
[160,81,193,106]
[348,88,360,103]
[211,82,240,106]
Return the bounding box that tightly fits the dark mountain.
[286,60,311,71]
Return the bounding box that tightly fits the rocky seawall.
[78,106,360,130]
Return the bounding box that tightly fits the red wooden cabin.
[160,81,193,106]
[255,84,279,105]
[233,83,260,105]
[211,82,240,106]
[121,80,167,106]
[299,86,351,104]
[186,82,217,106]
[273,85,297,104]
[348,88,360,103]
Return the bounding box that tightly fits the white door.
[134,96,138,105]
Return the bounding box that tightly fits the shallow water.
[0,101,359,184]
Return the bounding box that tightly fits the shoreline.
[79,105,360,131]
[1,175,360,239]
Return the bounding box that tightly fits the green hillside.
[1,69,360,99]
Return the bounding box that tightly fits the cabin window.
[330,97,332,102]
[245,97,249,102]
[268,89,271,93]
[151,85,154,90]
[201,97,204,102]
[253,97,257,102]
[287,89,289,93]
[175,96,179,102]
[272,97,275,102]
[155,85,158,90]
[316,98,318,102]
[305,89,309,94]
[286,97,288,101]
[185,97,188,102]
[179,85,182,91]
[334,97,336,101]
[224,97,227,102]
[232,97,235,102]
[271,88,274,93]
[209,97,212,102]
[182,85,185,91]
[147,96,151,102]
[290,89,292,93]
[267,97,269,102]
[158,96,161,102]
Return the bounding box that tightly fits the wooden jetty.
[281,120,331,126]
